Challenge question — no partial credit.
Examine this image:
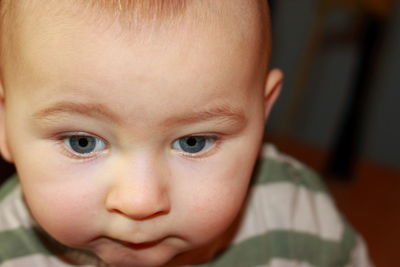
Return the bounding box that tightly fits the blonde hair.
[0,0,188,21]
[0,0,270,83]
[0,0,188,81]
[88,0,188,19]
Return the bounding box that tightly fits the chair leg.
[327,15,386,179]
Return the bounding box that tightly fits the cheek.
[16,155,105,247]
[173,128,262,245]
[176,157,255,245]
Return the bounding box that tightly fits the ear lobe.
[263,69,284,119]
[0,85,13,163]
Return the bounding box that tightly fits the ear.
[0,82,13,163]
[263,69,283,119]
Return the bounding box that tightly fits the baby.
[0,0,372,266]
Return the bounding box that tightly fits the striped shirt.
[0,144,373,266]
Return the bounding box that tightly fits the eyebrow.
[162,105,247,128]
[33,101,247,128]
[33,102,123,125]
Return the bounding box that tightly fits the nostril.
[134,210,170,221]
[108,207,170,220]
[108,208,124,215]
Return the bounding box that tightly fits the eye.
[63,135,106,155]
[172,136,215,154]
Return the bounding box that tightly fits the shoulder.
[0,175,33,232]
[206,144,373,267]
[0,176,47,265]
[0,177,112,267]
[252,144,327,192]
[0,177,68,266]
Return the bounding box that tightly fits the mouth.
[109,237,166,250]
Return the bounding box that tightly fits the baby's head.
[0,0,282,266]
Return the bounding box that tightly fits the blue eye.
[172,136,214,154]
[64,135,106,155]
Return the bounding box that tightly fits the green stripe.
[251,157,328,193]
[0,175,18,202]
[0,227,69,263]
[198,223,357,267]
[0,224,358,266]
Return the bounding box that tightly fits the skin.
[0,1,283,266]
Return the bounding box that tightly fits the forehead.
[6,0,268,119]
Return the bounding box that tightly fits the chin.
[101,256,172,267]
[98,246,180,267]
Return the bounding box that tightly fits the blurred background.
[265,0,399,266]
[0,0,399,266]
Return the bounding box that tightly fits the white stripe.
[233,183,343,244]
[262,144,304,170]
[256,258,315,267]
[345,236,375,267]
[0,186,35,231]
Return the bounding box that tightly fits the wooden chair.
[274,0,394,178]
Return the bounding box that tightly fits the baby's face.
[0,2,279,267]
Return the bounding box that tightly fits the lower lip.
[113,238,165,250]
[123,241,161,250]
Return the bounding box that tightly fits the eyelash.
[171,135,222,159]
[55,132,109,161]
[54,132,223,161]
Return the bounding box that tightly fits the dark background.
[267,0,399,173]
[265,0,399,266]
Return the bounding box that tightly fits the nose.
[105,157,171,220]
